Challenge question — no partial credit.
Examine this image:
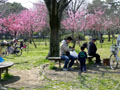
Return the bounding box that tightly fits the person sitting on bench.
[0,46,4,63]
[60,37,76,71]
[88,38,101,65]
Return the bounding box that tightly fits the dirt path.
[1,65,120,89]
[0,67,79,89]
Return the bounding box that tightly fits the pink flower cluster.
[62,8,120,31]
[0,3,47,37]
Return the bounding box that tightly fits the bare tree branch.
[69,0,85,13]
[58,0,72,18]
[76,0,85,11]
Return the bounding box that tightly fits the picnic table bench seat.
[87,56,94,63]
[48,57,79,68]
[0,62,14,79]
[48,57,62,68]
[48,56,94,68]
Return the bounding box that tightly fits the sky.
[7,0,93,9]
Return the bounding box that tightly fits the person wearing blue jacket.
[0,46,4,63]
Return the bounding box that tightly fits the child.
[0,46,4,63]
[78,46,87,72]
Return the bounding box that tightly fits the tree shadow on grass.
[85,64,120,77]
[51,61,120,75]
[0,76,20,86]
[4,57,15,59]
[14,61,28,65]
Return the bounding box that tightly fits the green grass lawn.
[4,42,50,70]
[1,37,120,90]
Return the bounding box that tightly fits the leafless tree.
[69,0,85,12]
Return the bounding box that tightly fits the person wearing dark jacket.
[88,39,101,65]
[78,46,87,72]
[82,42,88,49]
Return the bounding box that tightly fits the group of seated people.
[60,37,101,72]
[0,38,26,55]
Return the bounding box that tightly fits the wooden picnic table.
[0,62,14,79]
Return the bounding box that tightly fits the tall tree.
[68,0,86,48]
[0,2,26,17]
[105,0,120,41]
[44,0,72,57]
[0,0,7,17]
[87,0,105,14]
[0,4,47,44]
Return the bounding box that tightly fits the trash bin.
[103,58,110,66]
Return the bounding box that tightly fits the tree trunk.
[44,0,72,57]
[108,32,111,42]
[71,30,76,48]
[92,30,96,39]
[31,38,37,48]
[45,39,47,46]
[100,33,103,48]
[14,32,17,38]
[73,40,76,48]
[30,33,37,48]
[112,32,114,44]
[49,28,59,57]
[100,34,103,41]
[71,30,74,38]
[48,13,60,57]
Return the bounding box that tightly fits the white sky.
[7,0,93,9]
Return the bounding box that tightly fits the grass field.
[1,36,120,90]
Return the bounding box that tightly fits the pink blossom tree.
[62,10,86,31]
[19,9,47,48]
[0,3,47,48]
[103,16,120,43]
[85,9,104,31]
[61,10,86,47]
[62,8,106,47]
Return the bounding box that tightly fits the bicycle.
[109,44,119,69]
[2,42,22,57]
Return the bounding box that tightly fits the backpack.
[79,52,85,58]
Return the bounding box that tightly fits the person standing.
[88,39,101,65]
[60,37,76,71]
[78,46,87,73]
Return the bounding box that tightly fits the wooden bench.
[48,57,62,69]
[48,56,94,69]
[87,56,94,64]
[48,57,79,69]
[0,62,14,79]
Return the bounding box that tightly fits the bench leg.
[59,60,61,69]
[6,68,8,74]
[0,71,1,80]
[76,60,80,67]
[88,58,92,64]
